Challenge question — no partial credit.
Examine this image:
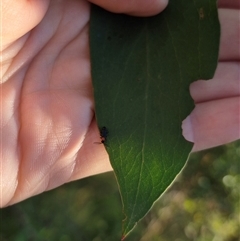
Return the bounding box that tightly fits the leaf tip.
[121,235,126,241]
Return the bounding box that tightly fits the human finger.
[182,97,240,152]
[218,8,240,61]
[1,0,50,46]
[88,0,168,16]
[190,62,240,103]
[218,0,240,9]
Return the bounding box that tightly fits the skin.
[0,0,239,207]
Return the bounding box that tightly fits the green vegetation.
[1,140,239,241]
[90,1,220,235]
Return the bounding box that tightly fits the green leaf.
[90,0,220,239]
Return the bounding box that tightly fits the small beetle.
[94,126,108,144]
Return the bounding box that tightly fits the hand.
[1,0,239,207]
[182,0,240,151]
[1,0,168,207]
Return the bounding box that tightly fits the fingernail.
[182,115,194,143]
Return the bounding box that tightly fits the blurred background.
[1,140,239,241]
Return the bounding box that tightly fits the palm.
[2,0,111,206]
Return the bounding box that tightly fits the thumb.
[1,0,50,45]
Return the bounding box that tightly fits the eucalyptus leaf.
[90,0,220,239]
